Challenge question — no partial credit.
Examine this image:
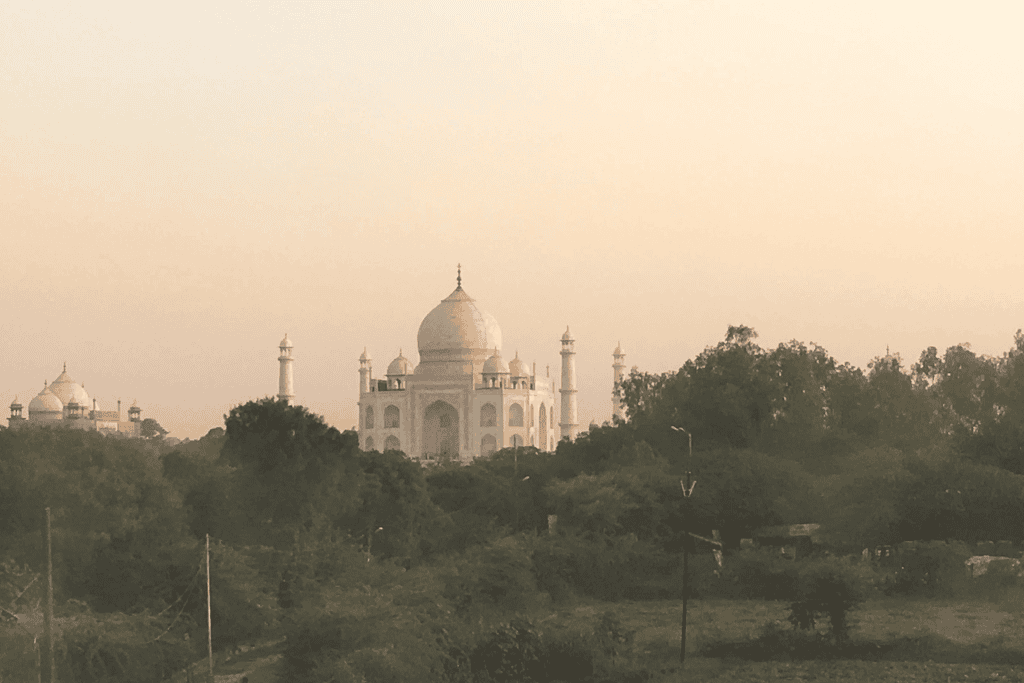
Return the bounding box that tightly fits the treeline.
[3,327,1024,680]
[620,324,1024,471]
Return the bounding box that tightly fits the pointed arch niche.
[508,403,524,427]
[424,400,459,459]
[480,402,497,427]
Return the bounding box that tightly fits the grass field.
[543,595,1024,683]
[10,593,1024,682]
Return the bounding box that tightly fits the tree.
[762,341,835,455]
[162,427,233,539]
[350,449,443,560]
[140,417,169,439]
[0,427,196,612]
[866,352,935,453]
[220,398,362,547]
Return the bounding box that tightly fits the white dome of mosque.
[49,367,89,409]
[562,326,573,341]
[417,282,502,357]
[280,334,293,349]
[508,352,529,377]
[387,350,414,376]
[29,384,63,414]
[483,350,509,375]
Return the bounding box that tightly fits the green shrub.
[720,548,799,600]
[60,613,192,683]
[529,533,669,602]
[0,625,39,682]
[204,542,277,648]
[470,618,545,682]
[787,558,870,645]
[443,537,540,616]
[594,611,635,660]
[880,540,971,596]
[282,587,466,683]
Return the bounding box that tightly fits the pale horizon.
[2,1,1022,440]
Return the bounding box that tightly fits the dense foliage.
[5,326,1024,679]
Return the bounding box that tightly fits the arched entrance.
[423,400,459,459]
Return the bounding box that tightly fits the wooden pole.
[43,507,55,683]
[206,534,213,683]
[670,427,693,667]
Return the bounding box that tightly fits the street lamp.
[670,426,694,666]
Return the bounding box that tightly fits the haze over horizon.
[2,1,1022,440]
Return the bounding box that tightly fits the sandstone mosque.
[339,267,628,462]
[7,364,143,436]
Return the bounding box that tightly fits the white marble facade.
[357,271,566,462]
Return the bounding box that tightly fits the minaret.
[559,326,578,440]
[278,334,295,403]
[358,348,373,394]
[612,342,626,422]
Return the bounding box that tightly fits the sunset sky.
[2,1,1022,439]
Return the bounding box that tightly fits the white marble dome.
[49,368,89,409]
[29,384,63,416]
[387,350,414,376]
[483,350,509,375]
[417,284,502,359]
[508,352,529,377]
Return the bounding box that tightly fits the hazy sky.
[2,1,1022,439]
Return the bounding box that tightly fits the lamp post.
[670,426,694,666]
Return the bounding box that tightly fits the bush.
[59,613,193,683]
[469,616,650,683]
[879,540,971,596]
[529,533,669,602]
[470,618,545,682]
[282,586,467,683]
[787,558,870,645]
[719,548,799,600]
[443,537,540,616]
[204,542,277,648]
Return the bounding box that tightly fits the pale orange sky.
[2,1,1022,439]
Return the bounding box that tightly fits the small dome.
[561,326,573,341]
[613,341,624,356]
[10,396,22,409]
[387,350,414,376]
[482,349,509,375]
[280,334,293,349]
[359,347,371,362]
[49,367,89,410]
[29,384,63,415]
[508,352,529,377]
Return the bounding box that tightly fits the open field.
[544,596,1024,683]
[9,594,1024,682]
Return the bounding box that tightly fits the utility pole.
[43,507,55,683]
[670,426,694,666]
[206,534,213,683]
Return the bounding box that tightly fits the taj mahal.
[335,268,628,462]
